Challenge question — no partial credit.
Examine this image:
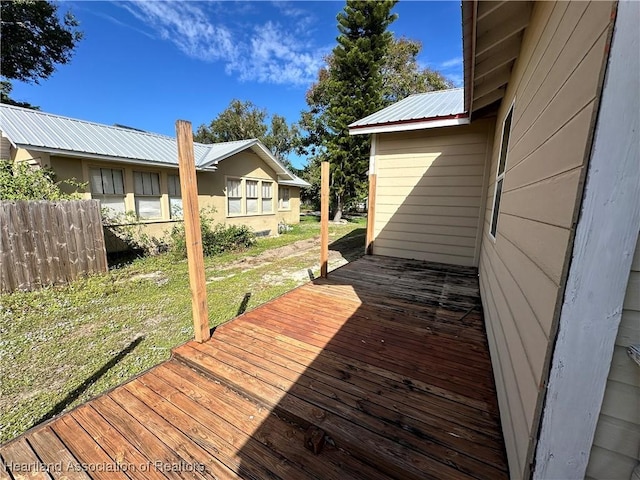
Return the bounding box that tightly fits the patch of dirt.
[217,237,321,272]
[124,271,169,286]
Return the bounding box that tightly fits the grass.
[0,215,366,443]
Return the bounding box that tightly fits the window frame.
[489,101,514,241]
[245,179,259,215]
[262,181,273,213]
[89,166,126,216]
[167,173,182,219]
[226,177,277,217]
[133,170,162,220]
[226,177,244,216]
[278,186,291,211]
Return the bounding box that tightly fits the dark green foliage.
[381,37,454,103]
[0,159,83,200]
[194,99,300,170]
[299,6,454,216]
[1,0,82,108]
[1,0,82,83]
[300,0,397,220]
[169,210,256,259]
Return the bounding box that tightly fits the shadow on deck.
[0,255,508,480]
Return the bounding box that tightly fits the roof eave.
[200,139,296,181]
[462,0,478,116]
[349,115,470,135]
[13,144,218,170]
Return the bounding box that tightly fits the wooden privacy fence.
[0,200,108,293]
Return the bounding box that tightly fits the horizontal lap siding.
[477,2,615,478]
[586,235,640,479]
[373,121,493,267]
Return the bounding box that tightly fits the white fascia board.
[533,2,640,478]
[349,117,470,135]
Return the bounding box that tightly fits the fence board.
[0,200,107,293]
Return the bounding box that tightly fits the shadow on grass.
[237,293,252,315]
[329,227,366,263]
[30,336,144,428]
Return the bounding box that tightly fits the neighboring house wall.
[372,119,494,267]
[586,233,640,480]
[196,150,300,235]
[1,133,11,160]
[477,1,615,477]
[41,149,301,250]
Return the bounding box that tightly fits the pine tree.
[324,0,397,221]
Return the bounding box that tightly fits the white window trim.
[89,166,126,216]
[133,170,162,220]
[167,174,183,219]
[226,176,276,218]
[489,100,514,241]
[278,186,291,211]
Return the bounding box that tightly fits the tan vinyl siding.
[477,2,615,477]
[586,234,640,480]
[372,119,493,267]
[0,133,11,160]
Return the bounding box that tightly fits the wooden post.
[175,120,210,343]
[365,134,377,255]
[365,173,377,255]
[320,161,329,278]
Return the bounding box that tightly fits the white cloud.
[440,56,463,69]
[120,1,325,86]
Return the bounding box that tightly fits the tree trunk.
[333,195,343,222]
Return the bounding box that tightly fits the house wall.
[44,150,301,251]
[585,233,640,479]
[372,119,494,267]
[1,133,11,160]
[477,2,615,478]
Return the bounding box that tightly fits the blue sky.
[10,1,463,168]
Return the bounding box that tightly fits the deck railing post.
[320,161,329,278]
[175,120,210,343]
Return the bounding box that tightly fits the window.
[227,178,242,215]
[279,186,290,210]
[134,171,161,219]
[226,178,277,216]
[168,174,182,218]
[90,167,125,215]
[490,104,514,239]
[262,182,273,213]
[246,180,259,214]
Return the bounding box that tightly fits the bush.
[101,210,169,257]
[169,210,256,259]
[0,159,84,200]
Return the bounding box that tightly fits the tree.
[1,0,82,108]
[381,37,454,104]
[300,32,453,218]
[194,99,300,170]
[301,0,397,221]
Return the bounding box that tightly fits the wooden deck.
[1,255,508,480]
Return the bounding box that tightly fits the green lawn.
[0,216,366,443]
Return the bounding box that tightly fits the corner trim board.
[533,2,640,478]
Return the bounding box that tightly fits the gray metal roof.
[279,174,310,188]
[0,104,297,182]
[349,88,465,130]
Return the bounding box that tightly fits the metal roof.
[349,89,466,134]
[0,104,297,182]
[279,174,310,188]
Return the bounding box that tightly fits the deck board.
[1,255,508,479]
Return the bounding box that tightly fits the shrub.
[169,209,256,259]
[0,159,84,200]
[102,210,169,257]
